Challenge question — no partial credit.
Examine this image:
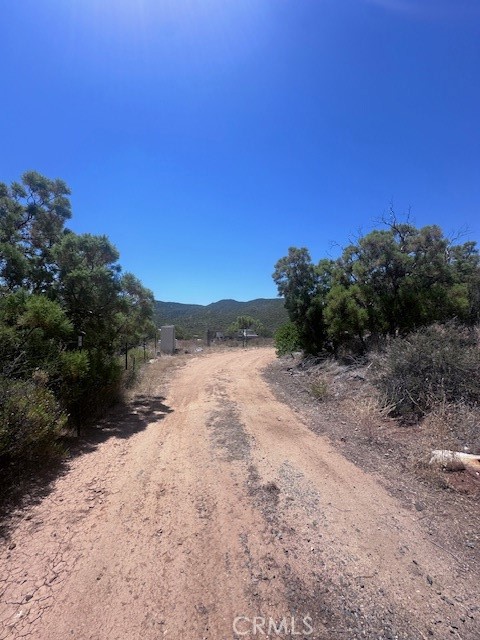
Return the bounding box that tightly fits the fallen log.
[429,449,480,471]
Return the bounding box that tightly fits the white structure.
[160,325,176,355]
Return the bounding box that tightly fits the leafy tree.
[117,272,155,347]
[53,233,122,351]
[329,222,478,341]
[0,171,71,293]
[0,290,72,463]
[0,290,72,378]
[442,240,480,325]
[324,284,368,352]
[273,219,480,356]
[0,171,156,465]
[228,315,264,334]
[273,247,326,354]
[227,315,266,346]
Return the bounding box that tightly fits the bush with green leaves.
[373,323,480,421]
[274,322,301,356]
[64,351,124,426]
[0,376,66,463]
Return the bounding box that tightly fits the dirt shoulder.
[1,348,479,640]
[263,354,480,565]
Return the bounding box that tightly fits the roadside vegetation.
[0,171,155,473]
[226,314,265,337]
[155,298,288,339]
[273,214,480,456]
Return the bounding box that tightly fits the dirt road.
[1,348,478,639]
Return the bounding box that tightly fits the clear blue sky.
[1,0,479,304]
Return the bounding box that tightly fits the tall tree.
[53,233,122,351]
[118,272,155,347]
[273,247,326,354]
[273,219,480,356]
[227,315,266,341]
[0,171,71,293]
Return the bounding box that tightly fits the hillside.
[154,298,288,337]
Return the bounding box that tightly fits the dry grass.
[310,376,330,401]
[304,359,347,402]
[268,353,480,505]
[421,401,480,454]
[372,322,480,422]
[126,352,189,400]
[344,394,396,443]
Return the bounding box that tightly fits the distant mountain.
[154,298,288,338]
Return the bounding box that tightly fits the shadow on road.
[0,392,174,539]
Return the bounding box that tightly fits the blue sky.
[1,0,479,304]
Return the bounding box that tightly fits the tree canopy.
[273,219,480,355]
[0,171,155,462]
[272,247,326,354]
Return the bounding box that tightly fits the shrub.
[373,323,480,422]
[422,400,480,453]
[60,350,90,381]
[274,322,301,356]
[63,351,123,427]
[0,376,66,463]
[310,377,329,401]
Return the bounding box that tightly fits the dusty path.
[1,348,478,639]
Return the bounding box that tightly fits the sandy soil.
[1,347,478,639]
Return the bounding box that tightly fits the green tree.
[272,247,326,354]
[449,241,480,324]
[0,171,72,293]
[0,290,72,379]
[117,272,155,347]
[0,290,73,462]
[228,315,264,333]
[273,218,480,357]
[318,218,479,353]
[0,171,156,461]
[324,284,368,352]
[228,315,266,345]
[53,233,122,351]
[0,376,67,462]
[274,322,301,356]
